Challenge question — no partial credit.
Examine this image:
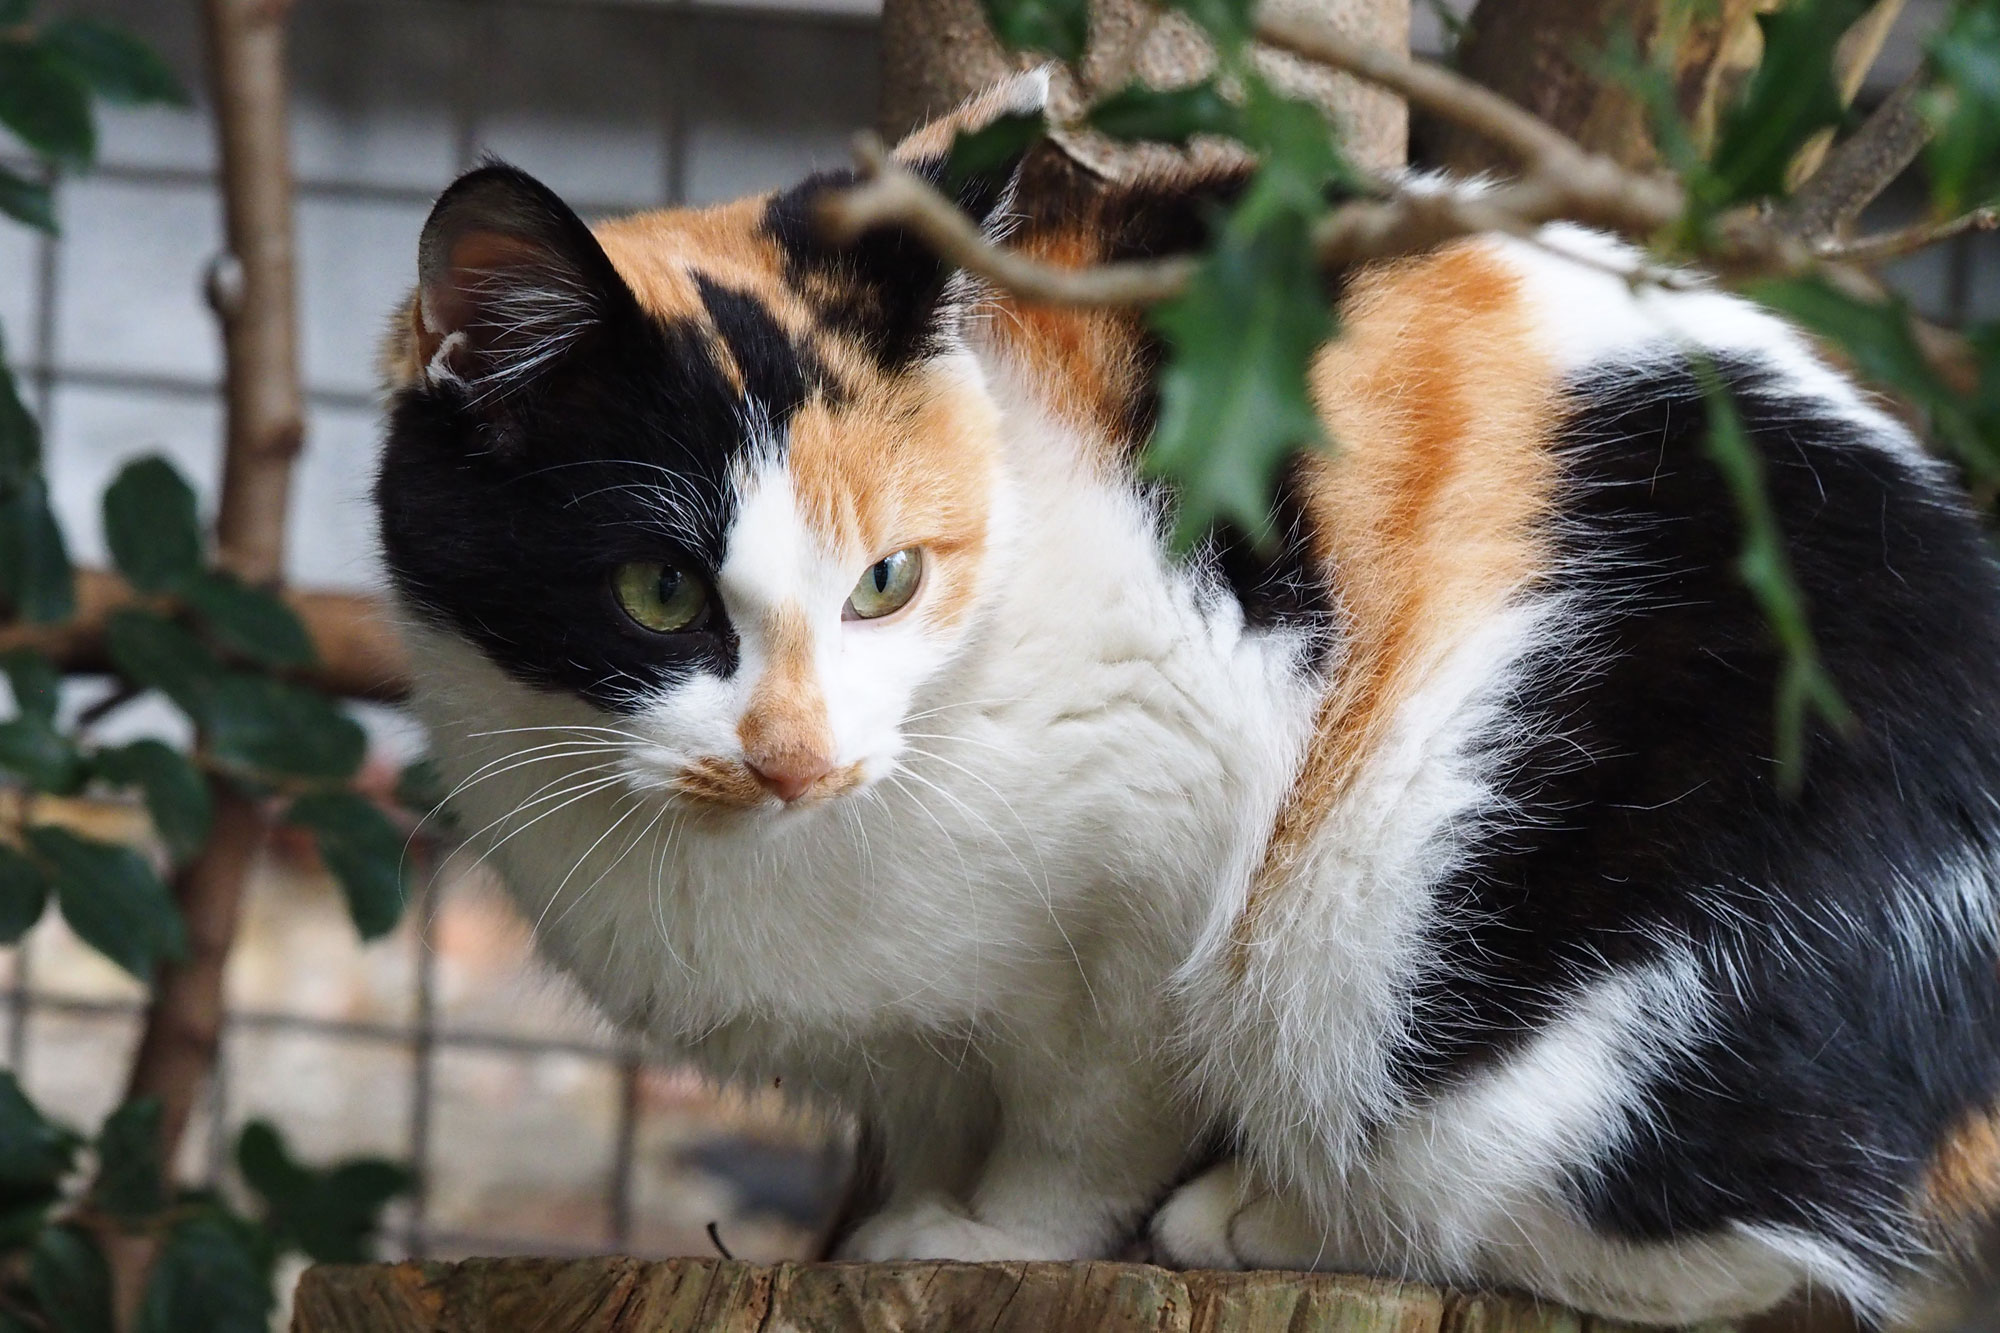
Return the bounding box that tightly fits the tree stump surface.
[291,1258,1642,1333]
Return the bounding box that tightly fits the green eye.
[613,561,708,633]
[846,548,922,620]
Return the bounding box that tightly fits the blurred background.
[1,0,1996,1284]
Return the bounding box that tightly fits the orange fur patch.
[672,756,767,809]
[784,364,999,632]
[1236,241,1563,950]
[738,603,836,774]
[1923,1102,2000,1231]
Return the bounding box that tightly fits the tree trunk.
[877,0,1410,174]
[292,1257,1633,1333]
[1423,0,1771,172]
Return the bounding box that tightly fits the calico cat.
[374,73,2000,1324]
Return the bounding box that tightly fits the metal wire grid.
[0,0,872,1260]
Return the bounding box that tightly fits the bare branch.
[1788,0,1911,186]
[816,134,1198,306]
[1778,73,1934,240]
[1822,207,2000,266]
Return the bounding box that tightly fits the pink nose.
[747,755,833,803]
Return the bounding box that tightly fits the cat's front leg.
[842,1049,1191,1262]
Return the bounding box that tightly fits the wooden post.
[291,1258,1635,1333]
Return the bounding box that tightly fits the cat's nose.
[747,755,833,803]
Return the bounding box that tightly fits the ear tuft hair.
[412,163,632,406]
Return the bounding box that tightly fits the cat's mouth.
[668,756,869,811]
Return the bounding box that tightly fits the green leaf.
[38,17,189,107]
[28,826,186,981]
[393,757,448,814]
[103,609,224,717]
[0,329,38,482]
[1707,0,1870,206]
[1693,356,1852,790]
[102,455,202,593]
[0,40,95,166]
[1750,276,2000,477]
[1089,80,1242,146]
[1926,0,2000,216]
[0,161,54,232]
[978,0,1087,60]
[238,1121,412,1264]
[0,1071,78,1191]
[93,740,211,863]
[183,571,315,668]
[0,845,48,941]
[204,675,366,782]
[92,1097,163,1223]
[944,110,1045,194]
[2,648,60,722]
[30,1225,113,1333]
[1145,146,1336,547]
[286,791,407,940]
[136,1212,271,1333]
[0,478,75,623]
[0,714,83,792]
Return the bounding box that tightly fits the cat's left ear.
[762,70,1050,368]
[403,163,636,403]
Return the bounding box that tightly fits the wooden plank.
[293,1259,1614,1333]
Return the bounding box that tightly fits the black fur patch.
[378,167,832,710]
[1391,354,2000,1268]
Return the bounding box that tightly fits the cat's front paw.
[1151,1161,1329,1271]
[839,1197,1071,1262]
[1150,1163,1251,1269]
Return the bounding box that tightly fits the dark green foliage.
[1704,0,1870,207]
[93,740,212,863]
[136,1211,271,1333]
[0,711,82,793]
[0,15,417,1329]
[92,1098,164,1223]
[1089,81,1243,146]
[103,456,204,594]
[203,674,366,781]
[285,791,409,939]
[0,847,48,942]
[237,1121,413,1264]
[183,571,316,668]
[394,757,450,817]
[945,111,1046,192]
[29,1225,112,1333]
[104,610,223,717]
[1145,82,1346,549]
[27,826,185,981]
[1161,0,1257,45]
[0,164,54,233]
[37,17,188,108]
[0,1074,78,1199]
[1753,276,2000,477]
[0,477,74,624]
[1,650,60,723]
[0,42,94,166]
[978,0,1088,60]
[1927,0,2000,216]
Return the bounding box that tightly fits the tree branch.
[0,568,409,702]
[817,135,1199,304]
[1777,73,1934,240]
[1822,207,2000,266]
[109,3,307,1320]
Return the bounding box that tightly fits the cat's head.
[377,74,1048,811]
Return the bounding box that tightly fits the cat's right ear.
[401,164,628,403]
